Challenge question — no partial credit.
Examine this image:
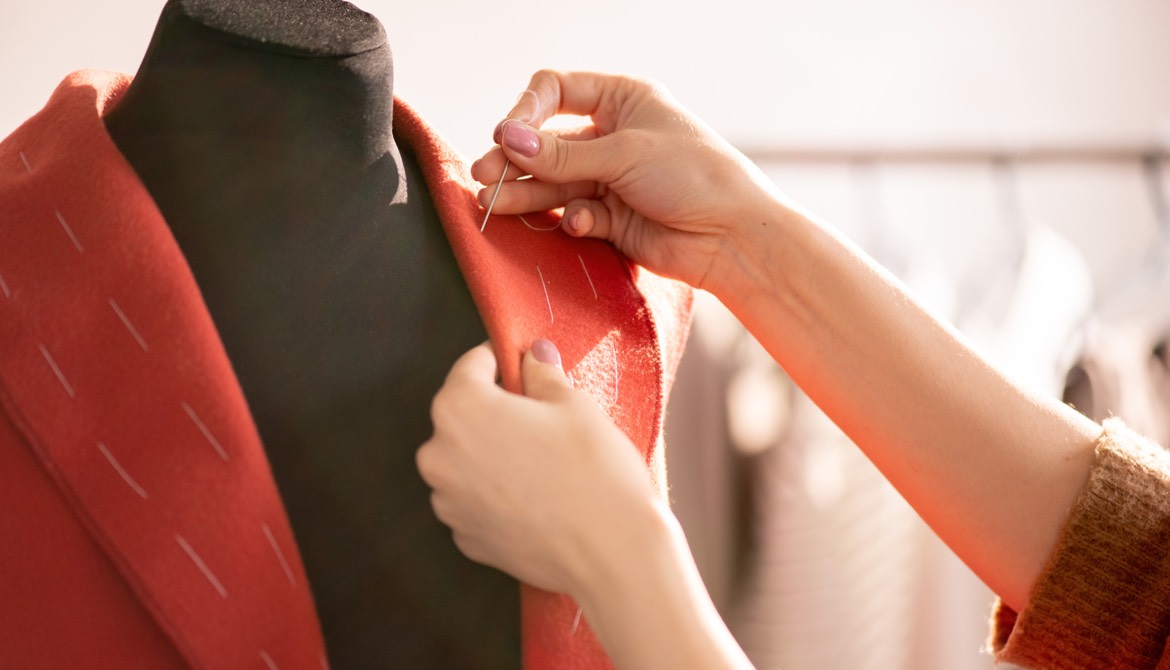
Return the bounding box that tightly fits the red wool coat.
[0,70,691,669]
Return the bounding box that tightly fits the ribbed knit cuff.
[988,418,1170,669]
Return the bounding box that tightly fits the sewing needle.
[479,158,511,233]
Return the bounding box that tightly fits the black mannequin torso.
[104,1,518,666]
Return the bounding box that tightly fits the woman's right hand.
[470,70,781,294]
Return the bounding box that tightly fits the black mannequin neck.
[105,0,405,233]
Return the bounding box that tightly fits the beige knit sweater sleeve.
[989,418,1170,669]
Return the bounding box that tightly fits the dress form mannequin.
[104,1,517,666]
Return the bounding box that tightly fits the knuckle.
[619,74,663,98]
[415,442,443,485]
[452,533,482,562]
[430,385,463,428]
[548,138,575,178]
[415,443,433,477]
[431,492,456,527]
[624,73,655,90]
[429,388,449,425]
[531,68,560,85]
[528,69,564,114]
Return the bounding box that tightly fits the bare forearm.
[711,197,1101,610]
[574,501,754,670]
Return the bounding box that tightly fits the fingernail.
[492,120,507,144]
[532,338,562,369]
[566,213,581,233]
[503,121,541,158]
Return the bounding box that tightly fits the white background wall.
[3,0,1169,158]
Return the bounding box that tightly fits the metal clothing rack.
[740,139,1170,331]
[740,142,1170,164]
[739,140,1170,264]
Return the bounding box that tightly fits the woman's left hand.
[416,340,659,599]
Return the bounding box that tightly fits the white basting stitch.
[109,298,149,352]
[611,341,620,406]
[175,533,228,598]
[54,210,83,252]
[97,441,148,499]
[39,343,75,398]
[262,523,296,588]
[0,272,10,299]
[577,255,598,300]
[260,650,279,670]
[182,401,230,462]
[536,265,554,324]
[518,214,559,232]
[18,151,32,174]
[570,606,583,635]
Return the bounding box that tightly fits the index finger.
[444,341,502,387]
[494,70,621,140]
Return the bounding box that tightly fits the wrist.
[706,190,808,311]
[572,499,754,669]
[569,496,676,608]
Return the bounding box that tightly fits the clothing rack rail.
[740,142,1170,163]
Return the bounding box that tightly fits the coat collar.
[0,70,691,669]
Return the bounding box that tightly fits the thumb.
[499,120,621,185]
[522,339,574,402]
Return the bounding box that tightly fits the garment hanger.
[850,159,911,278]
[1059,151,1170,444]
[953,156,1030,328]
[1093,152,1170,332]
[955,155,1095,396]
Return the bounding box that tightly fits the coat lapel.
[393,99,692,669]
[0,70,326,669]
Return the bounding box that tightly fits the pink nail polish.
[566,213,581,233]
[503,122,541,158]
[532,338,562,368]
[492,120,507,144]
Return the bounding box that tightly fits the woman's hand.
[416,340,661,600]
[418,340,756,669]
[470,70,782,294]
